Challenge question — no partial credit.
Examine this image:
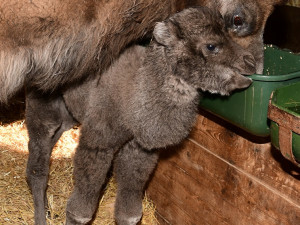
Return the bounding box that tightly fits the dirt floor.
[0,120,158,225]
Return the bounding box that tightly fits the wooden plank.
[147,185,205,225]
[148,152,256,225]
[268,103,300,134]
[268,103,299,165]
[147,139,300,225]
[189,111,300,203]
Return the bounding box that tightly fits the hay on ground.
[0,121,158,224]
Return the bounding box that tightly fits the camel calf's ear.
[153,22,173,46]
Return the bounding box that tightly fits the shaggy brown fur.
[26,7,256,225]
[0,0,286,103]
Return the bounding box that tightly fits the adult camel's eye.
[233,15,243,27]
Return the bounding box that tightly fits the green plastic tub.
[199,45,300,137]
[268,82,300,165]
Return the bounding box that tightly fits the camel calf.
[26,7,256,225]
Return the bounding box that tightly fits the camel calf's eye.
[233,15,243,27]
[206,44,216,52]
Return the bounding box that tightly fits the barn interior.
[0,1,300,225]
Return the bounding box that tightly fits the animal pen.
[1,1,300,225]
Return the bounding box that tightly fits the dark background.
[264,5,300,53]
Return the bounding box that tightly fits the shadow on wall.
[0,90,25,124]
[264,5,300,53]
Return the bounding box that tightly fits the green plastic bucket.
[269,82,300,165]
[199,45,300,137]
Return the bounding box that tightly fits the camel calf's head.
[153,7,254,96]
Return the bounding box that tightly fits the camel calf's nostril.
[243,54,256,72]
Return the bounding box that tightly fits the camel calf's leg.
[114,140,159,225]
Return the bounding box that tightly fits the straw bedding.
[0,120,158,224]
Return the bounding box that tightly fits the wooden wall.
[146,110,300,225]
